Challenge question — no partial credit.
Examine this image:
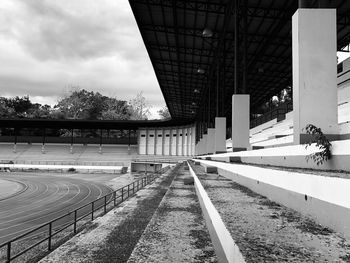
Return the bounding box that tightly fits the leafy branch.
[304,124,332,165]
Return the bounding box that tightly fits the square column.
[201,134,208,155]
[191,126,196,156]
[232,94,250,151]
[292,9,338,144]
[206,128,215,154]
[186,127,190,156]
[214,117,226,153]
[182,128,186,156]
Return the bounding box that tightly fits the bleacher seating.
[247,88,350,149]
[0,143,139,166]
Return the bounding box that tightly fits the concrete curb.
[187,161,245,263]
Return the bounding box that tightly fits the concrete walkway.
[128,165,217,263]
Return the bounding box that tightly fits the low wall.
[188,162,245,263]
[202,139,350,172]
[130,162,163,172]
[197,160,350,240]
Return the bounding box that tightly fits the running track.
[0,173,113,244]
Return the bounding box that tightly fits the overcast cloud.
[0,0,164,116]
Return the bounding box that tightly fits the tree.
[100,99,131,120]
[0,97,15,118]
[129,91,151,120]
[158,106,171,119]
[55,89,107,119]
[8,96,32,115]
[55,88,133,120]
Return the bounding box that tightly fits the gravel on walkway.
[39,167,176,263]
[127,164,217,263]
[190,162,350,262]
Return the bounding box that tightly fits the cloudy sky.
[0,0,164,117]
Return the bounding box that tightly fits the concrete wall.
[138,125,195,156]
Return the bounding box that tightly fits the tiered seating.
[250,112,294,148]
[0,143,137,166]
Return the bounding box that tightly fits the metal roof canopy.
[129,0,350,125]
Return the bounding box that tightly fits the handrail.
[0,167,169,263]
[250,101,293,129]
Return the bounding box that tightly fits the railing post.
[48,222,52,251]
[133,182,135,194]
[114,191,117,206]
[121,188,124,202]
[104,196,107,214]
[127,185,130,197]
[7,242,11,263]
[92,202,94,220]
[74,210,77,234]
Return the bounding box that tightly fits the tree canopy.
[0,89,154,120]
[158,106,171,120]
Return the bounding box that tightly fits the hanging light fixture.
[202,28,213,38]
[197,68,205,74]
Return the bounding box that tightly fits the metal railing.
[250,101,293,129]
[0,170,167,263]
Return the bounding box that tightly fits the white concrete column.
[145,128,149,155]
[292,9,338,144]
[182,128,186,156]
[206,128,215,154]
[138,129,146,155]
[169,128,173,156]
[176,128,180,156]
[232,94,250,151]
[154,128,157,155]
[191,126,196,156]
[201,134,208,155]
[214,117,226,153]
[186,127,191,156]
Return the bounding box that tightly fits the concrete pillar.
[169,128,173,156]
[182,128,186,156]
[154,128,157,155]
[232,94,250,151]
[292,9,338,144]
[214,117,226,153]
[201,134,208,155]
[206,128,215,154]
[145,128,149,155]
[176,128,180,156]
[186,127,191,156]
[191,126,196,156]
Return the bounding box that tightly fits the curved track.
[0,173,113,244]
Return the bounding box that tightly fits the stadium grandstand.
[2,0,350,262]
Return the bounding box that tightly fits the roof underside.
[129,0,350,122]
